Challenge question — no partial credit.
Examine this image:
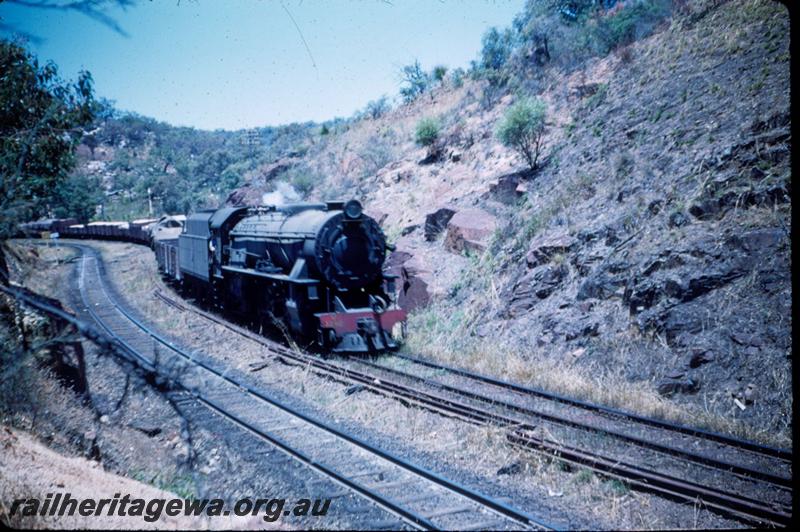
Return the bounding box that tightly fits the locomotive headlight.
[343,199,363,220]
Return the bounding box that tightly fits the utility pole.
[241,129,261,157]
[148,187,153,217]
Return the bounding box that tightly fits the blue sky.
[1,0,524,130]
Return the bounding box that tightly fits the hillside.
[72,0,790,444]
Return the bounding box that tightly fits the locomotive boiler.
[176,199,405,353]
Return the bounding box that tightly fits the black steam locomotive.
[158,199,406,353]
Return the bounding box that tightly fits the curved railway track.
[66,244,556,531]
[146,280,791,526]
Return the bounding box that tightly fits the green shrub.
[432,65,448,82]
[414,117,441,148]
[496,97,547,171]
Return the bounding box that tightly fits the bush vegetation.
[414,117,441,149]
[467,0,675,96]
[399,60,430,103]
[0,39,96,238]
[364,95,391,119]
[496,97,547,171]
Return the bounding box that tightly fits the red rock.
[424,207,457,241]
[384,249,431,312]
[444,209,497,254]
[225,184,265,207]
[398,257,432,312]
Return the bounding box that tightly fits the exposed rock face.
[526,230,578,268]
[507,264,568,316]
[443,209,497,254]
[375,160,415,186]
[628,228,789,344]
[424,207,456,241]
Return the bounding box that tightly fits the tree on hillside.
[0,40,96,242]
[496,98,547,172]
[399,60,429,103]
[364,96,390,119]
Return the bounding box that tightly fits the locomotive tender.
[165,199,405,353]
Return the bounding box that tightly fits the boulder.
[688,198,722,220]
[525,230,578,268]
[624,281,660,314]
[648,199,664,215]
[384,250,413,273]
[424,207,457,241]
[444,209,497,254]
[729,227,786,253]
[532,315,600,343]
[657,373,699,396]
[562,320,599,341]
[384,250,431,312]
[487,171,527,204]
[496,462,523,476]
[688,349,715,368]
[398,257,432,311]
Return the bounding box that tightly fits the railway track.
[148,284,791,527]
[68,244,556,531]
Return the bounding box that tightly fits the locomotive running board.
[221,265,319,285]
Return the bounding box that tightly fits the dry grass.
[405,257,792,448]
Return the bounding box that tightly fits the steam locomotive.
[156,199,406,353]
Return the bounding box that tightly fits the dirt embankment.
[0,427,266,530]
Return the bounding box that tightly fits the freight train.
[19,200,406,353]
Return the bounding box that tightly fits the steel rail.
[392,353,792,462]
[72,245,555,531]
[148,289,791,527]
[349,358,792,488]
